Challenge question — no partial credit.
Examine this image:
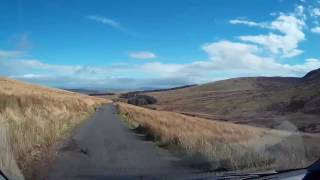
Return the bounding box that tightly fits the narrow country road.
[47,104,199,180]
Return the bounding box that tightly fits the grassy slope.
[117,103,320,171]
[0,77,109,179]
[145,75,320,133]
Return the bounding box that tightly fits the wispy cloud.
[0,50,25,58]
[311,8,320,17]
[311,27,320,34]
[229,19,268,28]
[129,51,157,59]
[87,15,126,32]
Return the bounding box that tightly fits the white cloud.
[199,40,320,74]
[17,74,44,79]
[236,14,305,58]
[287,58,320,72]
[282,49,304,58]
[230,5,307,59]
[202,41,274,70]
[0,50,24,58]
[141,62,183,77]
[1,44,320,89]
[87,15,125,31]
[311,27,320,33]
[129,51,157,59]
[136,40,320,81]
[229,19,268,28]
[295,5,306,19]
[311,8,320,17]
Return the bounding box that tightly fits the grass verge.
[0,77,108,180]
[117,102,320,172]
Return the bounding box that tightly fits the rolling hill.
[143,68,320,133]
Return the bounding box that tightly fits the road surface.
[47,104,199,180]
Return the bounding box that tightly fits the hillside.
[143,69,320,133]
[0,77,109,179]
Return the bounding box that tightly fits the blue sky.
[1,0,320,89]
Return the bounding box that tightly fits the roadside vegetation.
[120,93,157,106]
[0,77,108,180]
[117,102,320,172]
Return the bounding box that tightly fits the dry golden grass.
[0,77,109,179]
[117,102,320,171]
[144,77,320,133]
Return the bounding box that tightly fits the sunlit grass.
[117,102,319,171]
[0,77,108,179]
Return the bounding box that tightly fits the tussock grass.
[0,77,109,179]
[117,102,320,171]
[0,125,24,180]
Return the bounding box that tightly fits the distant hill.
[143,68,320,133]
[302,68,320,81]
[64,88,102,95]
[129,84,197,94]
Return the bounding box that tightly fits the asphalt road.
[47,104,199,180]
